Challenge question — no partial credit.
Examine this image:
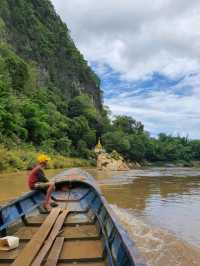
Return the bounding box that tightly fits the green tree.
[55,137,71,156]
[102,131,130,156]
[22,101,50,144]
[113,115,144,134]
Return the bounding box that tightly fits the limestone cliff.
[0,0,102,109]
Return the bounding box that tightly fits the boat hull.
[0,168,147,266]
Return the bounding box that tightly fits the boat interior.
[0,177,138,266]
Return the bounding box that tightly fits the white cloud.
[51,0,200,138]
[106,73,200,138]
[52,0,200,80]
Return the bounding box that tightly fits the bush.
[0,144,91,172]
[54,137,71,156]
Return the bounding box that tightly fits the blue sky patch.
[92,62,189,99]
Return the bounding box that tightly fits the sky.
[51,0,200,139]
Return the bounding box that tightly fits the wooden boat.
[0,168,147,266]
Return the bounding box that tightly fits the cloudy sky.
[51,0,200,139]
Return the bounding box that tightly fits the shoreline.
[1,145,200,173]
[0,146,92,173]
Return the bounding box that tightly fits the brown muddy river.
[1,167,200,265]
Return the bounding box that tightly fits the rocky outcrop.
[97,151,129,171]
[127,161,141,169]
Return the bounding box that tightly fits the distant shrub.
[0,145,91,172]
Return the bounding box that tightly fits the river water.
[0,167,200,265]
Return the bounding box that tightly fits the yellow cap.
[37,154,51,164]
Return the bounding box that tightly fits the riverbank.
[1,144,200,173]
[143,160,200,168]
[0,145,92,172]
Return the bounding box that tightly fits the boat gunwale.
[0,190,41,210]
[53,169,147,266]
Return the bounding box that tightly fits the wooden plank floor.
[15,224,99,240]
[45,237,64,266]
[0,192,107,266]
[0,242,25,261]
[31,209,69,266]
[26,211,94,226]
[12,208,62,266]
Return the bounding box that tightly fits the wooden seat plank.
[32,209,69,266]
[60,240,103,260]
[27,214,46,225]
[67,213,91,224]
[27,212,92,226]
[15,224,98,240]
[62,225,99,239]
[44,237,64,266]
[11,208,61,266]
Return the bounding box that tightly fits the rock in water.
[97,151,129,171]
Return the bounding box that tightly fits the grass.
[0,144,91,172]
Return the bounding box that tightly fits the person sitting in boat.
[28,154,57,211]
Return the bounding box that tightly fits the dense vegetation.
[0,144,91,172]
[0,0,200,171]
[0,41,108,167]
[0,0,105,170]
[102,116,200,165]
